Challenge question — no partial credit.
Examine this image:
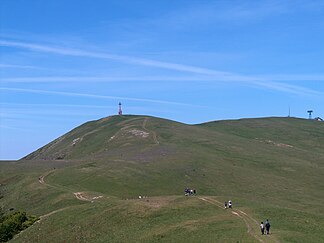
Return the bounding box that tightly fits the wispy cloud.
[253,74,324,81]
[0,76,209,83]
[0,64,40,69]
[1,39,323,97]
[0,39,228,76]
[1,107,104,117]
[249,80,324,96]
[0,102,114,109]
[141,0,317,33]
[159,0,324,28]
[0,87,201,107]
[2,74,323,97]
[3,74,324,83]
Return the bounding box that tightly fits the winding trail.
[199,197,280,243]
[38,206,73,221]
[14,203,89,241]
[73,192,91,201]
[142,117,159,145]
[38,170,99,203]
[37,162,279,242]
[38,169,62,191]
[38,170,55,185]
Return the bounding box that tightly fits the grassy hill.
[1,115,324,242]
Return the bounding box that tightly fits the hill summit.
[24,115,324,162]
[24,115,182,160]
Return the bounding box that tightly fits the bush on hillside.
[0,211,39,242]
[0,208,4,223]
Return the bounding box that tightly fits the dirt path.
[74,192,90,201]
[73,192,91,201]
[142,117,159,145]
[39,170,101,203]
[13,206,74,240]
[73,192,104,202]
[38,170,54,185]
[38,175,45,184]
[38,206,73,220]
[38,169,59,190]
[199,197,280,243]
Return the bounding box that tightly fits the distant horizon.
[1,0,324,159]
[92,113,321,123]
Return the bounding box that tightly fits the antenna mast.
[288,105,290,117]
[118,102,122,115]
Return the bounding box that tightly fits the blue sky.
[1,0,324,160]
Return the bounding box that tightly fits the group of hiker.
[183,190,272,236]
[224,200,272,236]
[224,200,232,209]
[260,219,271,235]
[184,188,196,196]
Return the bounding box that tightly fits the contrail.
[0,39,229,76]
[0,87,202,107]
[1,39,323,97]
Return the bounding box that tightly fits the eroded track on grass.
[38,170,102,203]
[143,117,159,145]
[199,197,280,243]
[38,169,55,185]
[73,192,91,201]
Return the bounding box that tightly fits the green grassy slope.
[23,115,174,160]
[1,116,324,242]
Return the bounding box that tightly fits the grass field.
[1,115,324,242]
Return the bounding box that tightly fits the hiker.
[260,222,265,235]
[193,189,196,195]
[228,200,232,209]
[224,201,227,209]
[184,188,190,196]
[265,219,271,234]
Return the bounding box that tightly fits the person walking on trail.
[260,222,265,235]
[265,219,271,234]
[224,201,227,209]
[228,200,232,209]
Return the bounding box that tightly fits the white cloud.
[0,102,114,109]
[0,64,39,69]
[0,76,209,83]
[249,80,323,96]
[0,39,229,76]
[0,87,200,107]
[1,39,323,97]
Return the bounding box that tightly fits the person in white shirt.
[260,222,265,235]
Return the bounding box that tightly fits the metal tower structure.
[288,106,290,117]
[307,110,313,119]
[118,102,122,115]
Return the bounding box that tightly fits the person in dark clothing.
[265,219,271,234]
[260,222,265,235]
[224,201,227,209]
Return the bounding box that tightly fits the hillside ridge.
[23,115,324,161]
